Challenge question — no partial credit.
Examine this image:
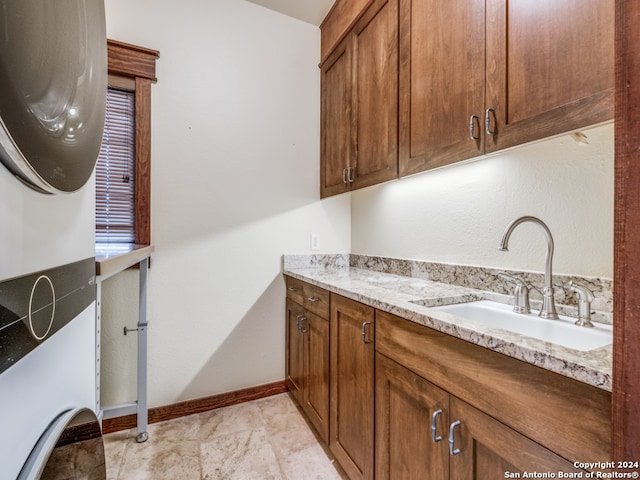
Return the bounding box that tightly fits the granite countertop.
[283,263,612,392]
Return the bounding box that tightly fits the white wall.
[351,123,614,278]
[102,0,351,408]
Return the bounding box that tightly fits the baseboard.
[101,380,287,434]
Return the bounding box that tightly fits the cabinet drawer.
[286,276,305,305]
[303,283,330,319]
[375,310,611,464]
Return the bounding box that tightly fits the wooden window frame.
[105,39,159,246]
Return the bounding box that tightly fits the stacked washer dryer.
[0,1,108,478]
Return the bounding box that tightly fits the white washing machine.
[0,0,108,478]
[0,260,104,479]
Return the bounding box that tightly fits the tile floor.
[103,393,349,480]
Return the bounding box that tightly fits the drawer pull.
[307,297,320,303]
[288,287,298,292]
[361,321,372,344]
[448,420,462,456]
[431,409,443,443]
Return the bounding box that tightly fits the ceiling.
[245,0,335,26]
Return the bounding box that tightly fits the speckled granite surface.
[282,254,613,391]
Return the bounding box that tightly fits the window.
[96,88,136,243]
[95,40,159,245]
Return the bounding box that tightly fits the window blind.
[96,88,136,243]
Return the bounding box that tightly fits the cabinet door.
[321,39,352,198]
[398,0,485,176]
[375,353,449,480]
[448,397,584,479]
[484,0,614,152]
[285,299,305,405]
[351,0,398,190]
[330,294,375,480]
[303,310,330,443]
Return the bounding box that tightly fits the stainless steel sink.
[426,300,613,351]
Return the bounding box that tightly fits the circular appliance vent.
[0,0,107,194]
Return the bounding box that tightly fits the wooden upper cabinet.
[321,41,352,198]
[399,0,614,176]
[399,0,485,176]
[321,0,374,62]
[484,0,614,153]
[320,0,399,198]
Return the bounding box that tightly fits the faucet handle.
[498,272,531,314]
[567,281,595,327]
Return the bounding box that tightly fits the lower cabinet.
[330,294,375,480]
[285,290,330,442]
[285,277,612,480]
[375,353,449,479]
[376,352,584,479]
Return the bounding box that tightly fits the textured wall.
[351,123,614,278]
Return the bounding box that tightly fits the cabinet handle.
[347,167,354,183]
[469,115,480,141]
[448,420,462,456]
[296,314,303,332]
[342,168,348,184]
[297,315,308,333]
[307,297,319,303]
[288,287,298,292]
[361,321,372,344]
[485,108,496,136]
[431,409,443,443]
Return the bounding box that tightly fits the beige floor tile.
[118,440,201,480]
[279,443,348,480]
[198,400,263,440]
[103,393,347,480]
[201,427,284,480]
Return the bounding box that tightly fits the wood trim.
[613,0,640,459]
[102,381,287,434]
[107,39,159,82]
[134,78,152,246]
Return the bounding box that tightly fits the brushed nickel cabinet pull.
[343,168,348,184]
[307,297,320,303]
[287,287,298,292]
[485,108,496,136]
[361,321,372,344]
[296,315,308,333]
[431,409,443,443]
[449,420,462,455]
[469,115,480,141]
[347,166,354,183]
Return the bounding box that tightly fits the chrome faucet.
[498,216,559,320]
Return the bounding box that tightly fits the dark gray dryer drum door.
[0,0,107,194]
[18,408,106,480]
